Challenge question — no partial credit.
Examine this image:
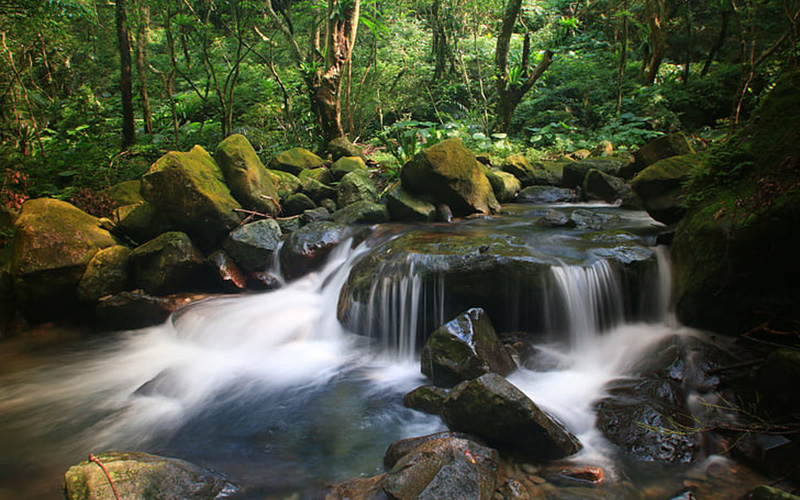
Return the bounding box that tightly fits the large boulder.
[330,201,390,225]
[10,198,117,321]
[386,183,437,222]
[96,291,189,330]
[420,308,516,388]
[328,137,366,162]
[215,134,280,215]
[500,154,541,186]
[484,169,521,203]
[382,436,500,500]
[113,202,174,245]
[280,221,349,281]
[129,232,205,295]
[141,145,242,250]
[105,180,143,206]
[441,373,582,460]
[401,138,500,216]
[63,451,232,500]
[269,147,325,176]
[223,218,283,273]
[337,170,379,207]
[583,168,631,204]
[76,245,132,303]
[625,132,695,179]
[331,156,368,180]
[266,169,301,200]
[630,154,701,224]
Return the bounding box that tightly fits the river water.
[0,204,765,499]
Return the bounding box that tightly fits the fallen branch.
[89,454,121,500]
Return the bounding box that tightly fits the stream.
[0,204,766,499]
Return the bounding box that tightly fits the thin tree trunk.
[135,0,152,134]
[702,8,731,76]
[116,0,136,148]
[616,0,629,115]
[644,0,667,84]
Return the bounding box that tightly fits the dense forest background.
[0,0,797,222]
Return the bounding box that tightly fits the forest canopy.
[0,0,797,213]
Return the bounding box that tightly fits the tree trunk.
[644,0,668,84]
[116,0,136,148]
[135,0,152,134]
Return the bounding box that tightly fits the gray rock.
[337,170,379,207]
[517,185,575,204]
[280,221,350,280]
[331,201,390,225]
[223,218,282,273]
[386,183,436,222]
[129,232,204,295]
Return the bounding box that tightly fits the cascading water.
[0,206,761,499]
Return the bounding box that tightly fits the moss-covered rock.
[337,170,379,207]
[420,308,516,388]
[215,134,280,215]
[403,385,450,415]
[105,180,143,206]
[11,198,117,321]
[583,168,631,204]
[484,169,521,203]
[441,373,582,460]
[631,153,701,224]
[302,177,337,203]
[298,166,335,185]
[266,169,301,200]
[129,232,204,295]
[77,245,132,303]
[113,202,174,245]
[401,138,500,216]
[328,137,365,161]
[625,132,695,179]
[740,485,800,500]
[269,147,325,176]
[500,154,540,186]
[386,183,436,222]
[282,192,317,216]
[331,156,368,181]
[141,145,242,250]
[63,451,232,500]
[330,201,389,225]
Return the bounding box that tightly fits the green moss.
[215,134,280,215]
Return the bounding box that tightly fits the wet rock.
[280,221,350,280]
[435,204,453,223]
[223,218,283,273]
[266,169,301,200]
[536,210,575,228]
[561,163,591,189]
[401,138,500,216]
[129,232,204,295]
[246,271,282,290]
[732,433,799,477]
[595,377,701,463]
[485,169,522,203]
[282,192,317,216]
[269,147,325,176]
[384,431,476,469]
[63,451,233,500]
[568,209,622,230]
[205,250,246,293]
[632,334,732,392]
[10,198,117,322]
[96,291,183,329]
[141,145,243,250]
[113,202,174,245]
[326,474,387,500]
[386,183,436,222]
[631,153,701,224]
[541,464,604,485]
[328,137,366,162]
[420,308,516,388]
[331,156,368,180]
[517,186,575,204]
[77,245,132,303]
[403,385,449,415]
[105,180,143,206]
[320,198,338,213]
[757,349,800,418]
[302,177,338,204]
[441,373,582,460]
[337,170,379,207]
[740,485,800,500]
[582,168,630,204]
[299,166,335,185]
[215,134,280,215]
[625,132,694,179]
[382,436,500,500]
[330,201,389,225]
[302,207,332,226]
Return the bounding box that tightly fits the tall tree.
[643,0,668,84]
[493,0,553,133]
[134,0,152,134]
[116,0,136,148]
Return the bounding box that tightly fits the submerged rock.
[420,308,516,388]
[441,373,582,460]
[401,138,500,216]
[63,451,233,500]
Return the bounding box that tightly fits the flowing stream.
[0,205,763,499]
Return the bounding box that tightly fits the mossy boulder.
[328,137,365,161]
[113,202,174,245]
[403,385,450,415]
[331,156,368,181]
[129,232,204,295]
[269,147,325,176]
[517,185,575,204]
[215,134,280,215]
[301,207,331,225]
[223,219,283,272]
[337,170,379,207]
[298,166,335,185]
[401,138,500,216]
[441,373,582,460]
[420,308,516,388]
[10,198,117,321]
[625,132,694,178]
[96,291,185,329]
[330,201,389,225]
[631,153,702,224]
[583,168,631,204]
[740,485,800,500]
[386,183,436,222]
[484,169,521,203]
[266,169,301,200]
[282,192,317,216]
[302,177,337,203]
[77,245,132,303]
[63,451,232,500]
[280,221,350,280]
[105,180,143,206]
[141,145,243,250]
[500,154,540,186]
